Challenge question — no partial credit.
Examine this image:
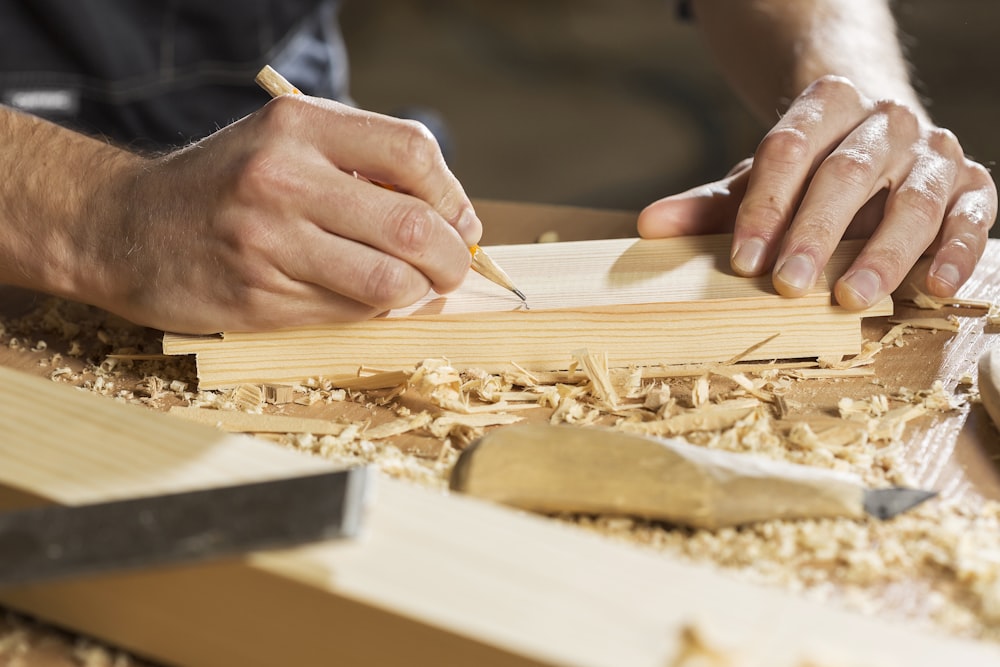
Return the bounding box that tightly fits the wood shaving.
[909,285,993,311]
[888,316,961,332]
[573,349,621,410]
[3,293,1000,649]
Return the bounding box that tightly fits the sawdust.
[3,295,1000,651]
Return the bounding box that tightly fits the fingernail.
[732,237,767,274]
[841,268,882,307]
[931,262,960,292]
[775,254,816,291]
[456,208,481,243]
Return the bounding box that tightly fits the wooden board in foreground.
[163,234,892,389]
[1,366,997,666]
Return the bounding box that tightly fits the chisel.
[450,424,934,529]
[0,467,370,588]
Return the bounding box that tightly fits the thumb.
[637,163,751,239]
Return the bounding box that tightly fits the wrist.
[0,108,151,316]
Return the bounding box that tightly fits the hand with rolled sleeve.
[637,0,997,309]
[0,94,482,334]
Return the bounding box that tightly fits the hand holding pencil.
[255,65,526,305]
[70,61,495,335]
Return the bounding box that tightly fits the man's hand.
[94,95,482,333]
[637,76,997,308]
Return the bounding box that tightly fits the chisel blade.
[0,467,370,588]
[862,486,937,520]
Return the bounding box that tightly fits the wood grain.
[0,365,997,667]
[164,235,892,388]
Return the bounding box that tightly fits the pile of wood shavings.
[3,296,1000,643]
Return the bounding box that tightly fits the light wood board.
[0,365,997,666]
[163,234,892,389]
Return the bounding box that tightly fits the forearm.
[0,105,141,308]
[691,0,927,123]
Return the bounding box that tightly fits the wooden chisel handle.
[450,424,865,530]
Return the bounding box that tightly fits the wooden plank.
[0,366,997,667]
[163,235,892,389]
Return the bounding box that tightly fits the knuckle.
[802,74,863,104]
[895,183,946,224]
[865,242,911,281]
[361,254,412,309]
[804,75,859,101]
[964,160,997,192]
[951,203,991,233]
[258,94,305,134]
[392,120,442,177]
[387,203,436,256]
[756,127,811,171]
[872,98,919,131]
[737,200,789,236]
[925,126,960,154]
[822,149,878,190]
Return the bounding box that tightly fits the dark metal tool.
[451,424,935,529]
[0,467,369,588]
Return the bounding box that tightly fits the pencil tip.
[513,288,527,303]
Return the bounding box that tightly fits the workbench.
[0,203,998,665]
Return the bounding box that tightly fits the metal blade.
[862,486,937,520]
[0,467,369,588]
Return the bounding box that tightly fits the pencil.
[254,65,528,306]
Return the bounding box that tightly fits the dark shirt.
[0,0,351,150]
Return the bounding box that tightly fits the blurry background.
[340,0,998,218]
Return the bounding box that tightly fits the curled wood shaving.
[818,340,884,370]
[888,316,961,332]
[909,285,993,310]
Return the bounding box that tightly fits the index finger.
[295,96,483,246]
[731,77,869,276]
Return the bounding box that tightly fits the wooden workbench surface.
[1,236,999,665]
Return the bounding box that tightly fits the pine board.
[163,235,892,389]
[0,365,997,666]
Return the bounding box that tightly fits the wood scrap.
[167,406,351,436]
[162,235,892,389]
[888,316,961,332]
[8,365,998,666]
[908,285,993,310]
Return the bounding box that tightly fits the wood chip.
[909,285,993,310]
[329,370,411,391]
[888,316,961,332]
[167,406,350,435]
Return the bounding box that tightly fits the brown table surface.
[1,238,999,665]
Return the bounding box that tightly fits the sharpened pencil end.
[513,288,527,303]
